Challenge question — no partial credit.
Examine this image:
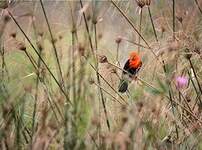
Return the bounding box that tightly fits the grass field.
[1,0,202,149]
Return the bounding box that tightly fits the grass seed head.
[136,0,145,8]
[145,0,151,6]
[17,42,26,51]
[87,14,91,21]
[78,43,85,56]
[3,14,10,23]
[184,48,192,59]
[115,36,122,44]
[51,38,57,44]
[91,116,100,127]
[98,55,108,63]
[10,32,16,38]
[38,31,44,37]
[89,78,95,84]
[98,33,103,40]
[58,35,63,40]
[36,41,43,51]
[176,16,183,23]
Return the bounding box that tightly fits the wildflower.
[118,51,142,93]
[176,76,188,89]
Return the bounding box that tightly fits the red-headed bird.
[118,51,142,93]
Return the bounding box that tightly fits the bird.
[118,51,142,93]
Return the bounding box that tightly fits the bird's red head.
[129,51,142,69]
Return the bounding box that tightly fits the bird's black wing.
[123,59,130,74]
[122,59,139,77]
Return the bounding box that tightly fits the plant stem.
[148,6,158,42]
[39,0,65,90]
[138,8,143,53]
[172,0,175,40]
[189,59,202,106]
[194,0,202,15]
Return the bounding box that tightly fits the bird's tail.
[118,79,128,93]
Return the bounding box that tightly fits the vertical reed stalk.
[172,0,175,40]
[30,14,42,142]
[39,0,65,90]
[147,6,158,41]
[138,9,143,53]
[94,22,110,131]
[162,61,179,138]
[79,0,111,135]
[116,42,120,63]
[188,59,202,106]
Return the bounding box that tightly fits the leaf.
[156,77,168,94]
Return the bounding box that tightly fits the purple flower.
[176,76,188,89]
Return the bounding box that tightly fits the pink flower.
[176,76,188,89]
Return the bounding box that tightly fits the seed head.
[98,55,108,63]
[78,43,85,56]
[3,14,10,23]
[98,33,103,40]
[51,38,57,44]
[184,48,192,59]
[145,0,151,6]
[176,16,183,23]
[136,0,145,8]
[89,78,95,84]
[115,36,122,44]
[38,31,44,37]
[17,42,26,51]
[36,41,43,51]
[10,32,16,38]
[87,14,91,21]
[59,35,63,40]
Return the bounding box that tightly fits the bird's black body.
[118,59,141,93]
[123,59,139,77]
